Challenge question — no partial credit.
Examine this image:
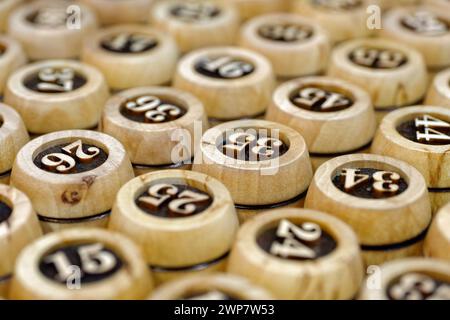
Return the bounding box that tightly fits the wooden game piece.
[239,13,330,79]
[424,203,450,261]
[9,228,152,299]
[82,24,178,90]
[425,68,450,108]
[223,0,287,21]
[150,273,274,300]
[371,106,450,214]
[193,119,313,223]
[0,103,29,185]
[266,76,376,171]
[150,0,239,54]
[291,0,372,44]
[8,0,98,60]
[173,46,275,121]
[305,154,432,266]
[0,0,22,32]
[359,258,450,300]
[0,185,42,297]
[10,130,134,233]
[379,5,450,70]
[328,38,428,123]
[109,170,239,285]
[0,34,26,95]
[4,60,109,135]
[227,208,363,299]
[101,86,209,176]
[80,0,154,25]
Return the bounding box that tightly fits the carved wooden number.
[104,33,157,53]
[351,48,405,68]
[403,11,448,36]
[44,243,118,282]
[293,87,352,110]
[223,132,283,160]
[270,219,321,259]
[41,140,100,173]
[125,95,183,122]
[389,273,450,300]
[200,56,254,78]
[34,8,67,27]
[313,0,362,10]
[37,67,75,92]
[259,24,312,42]
[415,115,450,143]
[172,3,219,21]
[138,183,210,215]
[341,168,401,193]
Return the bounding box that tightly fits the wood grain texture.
[173,46,275,120]
[9,228,153,299]
[5,60,109,134]
[239,13,330,78]
[0,35,26,94]
[151,0,239,53]
[80,0,154,25]
[424,203,450,261]
[82,25,179,90]
[425,68,450,109]
[227,208,364,300]
[8,0,98,60]
[328,38,428,108]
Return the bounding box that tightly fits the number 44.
[415,115,450,143]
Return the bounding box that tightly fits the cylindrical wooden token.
[0,103,28,185]
[0,185,42,297]
[291,0,371,44]
[239,13,330,79]
[150,273,274,300]
[4,60,109,135]
[266,76,376,171]
[150,0,239,54]
[222,0,287,21]
[8,0,98,60]
[425,68,450,108]
[10,130,134,233]
[174,46,275,121]
[371,106,450,214]
[109,170,239,285]
[424,203,450,261]
[101,86,209,176]
[82,24,179,90]
[328,38,428,123]
[0,35,26,95]
[359,258,450,300]
[80,0,154,25]
[305,154,432,266]
[9,228,152,300]
[379,5,450,70]
[227,208,363,300]
[0,0,22,32]
[193,119,313,223]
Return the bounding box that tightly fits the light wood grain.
[424,202,450,261]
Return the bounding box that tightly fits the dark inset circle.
[23,68,87,94]
[396,116,450,146]
[220,130,289,161]
[0,43,6,56]
[0,201,12,224]
[182,291,238,300]
[332,167,408,199]
[33,142,108,174]
[136,183,213,218]
[120,95,187,124]
[39,243,123,285]
[100,33,158,54]
[386,273,450,300]
[26,8,68,27]
[169,3,221,22]
[258,24,314,42]
[401,13,449,37]
[257,222,337,261]
[348,47,408,69]
[312,0,363,10]
[289,86,354,112]
[194,56,255,79]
